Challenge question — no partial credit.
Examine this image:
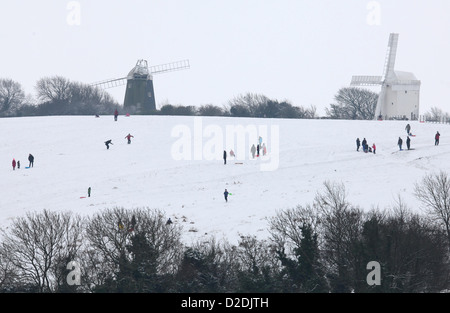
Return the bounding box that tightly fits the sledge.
[235,162,243,165]
[80,196,86,199]
[25,167,30,169]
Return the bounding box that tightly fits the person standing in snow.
[372,143,376,154]
[224,189,229,202]
[28,154,34,167]
[435,131,440,145]
[12,158,16,170]
[362,138,367,152]
[229,149,235,158]
[250,144,256,159]
[398,137,403,151]
[223,150,227,165]
[256,144,260,157]
[125,133,134,144]
[405,124,411,135]
[88,187,91,197]
[17,160,20,169]
[105,139,113,149]
[406,136,411,150]
[262,143,267,156]
[114,109,119,121]
[356,138,361,151]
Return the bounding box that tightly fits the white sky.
[1,0,449,116]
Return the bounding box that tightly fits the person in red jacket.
[12,158,16,170]
[125,133,134,144]
[372,143,376,154]
[114,109,119,121]
[435,131,440,146]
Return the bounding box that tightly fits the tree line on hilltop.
[1,172,450,293]
[0,76,446,120]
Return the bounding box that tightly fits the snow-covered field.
[1,115,448,245]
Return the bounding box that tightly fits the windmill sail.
[381,33,399,82]
[91,78,127,89]
[350,75,382,86]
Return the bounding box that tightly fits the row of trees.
[0,77,119,117]
[0,76,446,120]
[0,77,317,119]
[155,93,317,119]
[1,171,450,293]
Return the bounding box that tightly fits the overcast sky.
[1,0,449,116]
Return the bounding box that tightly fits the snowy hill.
[1,115,449,245]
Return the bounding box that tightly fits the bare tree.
[35,76,72,103]
[0,210,85,292]
[0,78,26,116]
[414,171,450,247]
[424,106,449,122]
[197,104,224,116]
[268,205,321,254]
[326,87,378,120]
[313,181,365,292]
[83,207,184,291]
[227,93,270,117]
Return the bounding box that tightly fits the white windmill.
[350,33,420,120]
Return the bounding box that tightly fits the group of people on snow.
[399,124,441,151]
[104,133,135,149]
[357,123,443,154]
[223,137,267,165]
[356,138,376,154]
[250,137,267,159]
[398,136,412,151]
[11,154,34,170]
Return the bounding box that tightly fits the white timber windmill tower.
[92,59,190,113]
[350,33,420,120]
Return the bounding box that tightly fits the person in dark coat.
[356,138,361,151]
[224,189,229,202]
[435,132,440,145]
[405,124,411,135]
[28,154,34,167]
[406,136,411,150]
[105,140,113,149]
[88,187,91,197]
[114,109,119,121]
[256,144,260,157]
[17,160,20,169]
[166,218,173,225]
[398,137,403,151]
[362,138,367,152]
[223,150,227,165]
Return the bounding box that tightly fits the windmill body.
[123,59,156,112]
[350,33,420,120]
